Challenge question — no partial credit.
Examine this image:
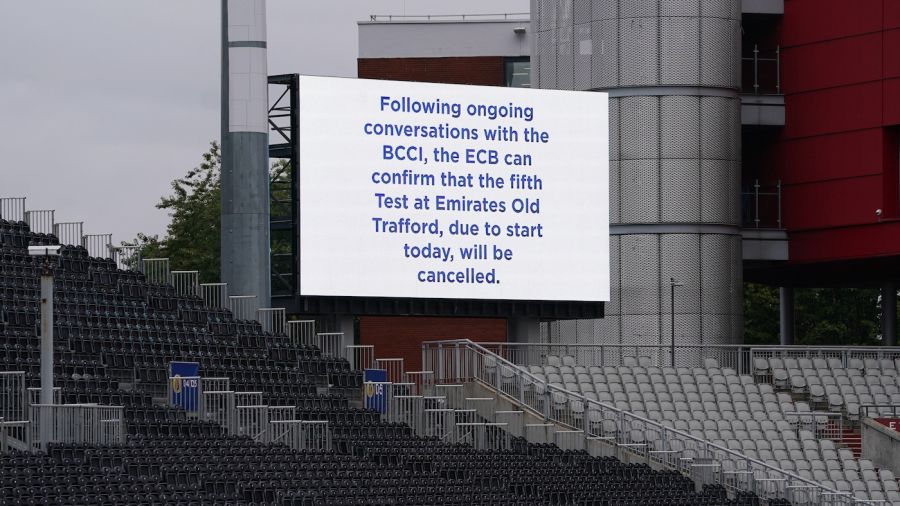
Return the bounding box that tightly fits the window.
[504,57,531,88]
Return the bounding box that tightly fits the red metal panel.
[783,0,882,47]
[781,33,883,94]
[884,78,900,126]
[885,29,900,78]
[886,0,900,29]
[783,82,883,138]
[782,175,882,230]
[788,221,900,263]
[777,130,884,184]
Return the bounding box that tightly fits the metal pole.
[883,281,897,347]
[780,287,794,346]
[40,259,54,450]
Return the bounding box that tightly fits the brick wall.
[358,56,506,87]
[359,316,507,371]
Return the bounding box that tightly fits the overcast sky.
[0,0,528,243]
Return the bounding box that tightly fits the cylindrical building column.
[39,268,54,449]
[779,286,794,346]
[532,0,744,346]
[883,281,897,347]
[221,0,271,309]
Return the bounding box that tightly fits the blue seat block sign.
[364,368,388,414]
[169,361,200,411]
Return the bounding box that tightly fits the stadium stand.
[423,340,900,504]
[0,209,772,505]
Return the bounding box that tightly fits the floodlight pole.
[670,278,683,367]
[39,256,54,449]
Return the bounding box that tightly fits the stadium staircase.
[0,197,772,506]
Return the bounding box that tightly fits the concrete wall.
[862,418,900,475]
[358,20,531,59]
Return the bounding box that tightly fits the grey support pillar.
[532,0,744,346]
[883,281,897,347]
[779,286,794,346]
[337,315,357,359]
[220,0,271,309]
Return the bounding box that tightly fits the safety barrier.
[82,234,113,259]
[0,197,26,221]
[404,371,434,396]
[53,222,83,248]
[141,258,171,285]
[453,422,511,450]
[288,320,317,347]
[0,372,28,451]
[469,342,900,378]
[257,308,286,335]
[200,283,228,309]
[345,345,375,371]
[26,387,61,406]
[423,339,873,505]
[111,245,141,270]
[24,210,54,234]
[316,333,343,358]
[375,358,404,383]
[269,420,331,451]
[29,404,125,450]
[228,295,258,321]
[171,271,200,297]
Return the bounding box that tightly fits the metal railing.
[257,308,286,335]
[29,404,125,450]
[288,320,316,347]
[53,222,83,247]
[269,420,331,451]
[742,44,781,95]
[316,332,343,358]
[369,12,529,22]
[141,258,171,284]
[172,271,200,296]
[742,179,782,229]
[0,197,26,221]
[860,405,900,419]
[82,234,113,259]
[375,358,405,383]
[228,295,258,321]
[24,210,55,234]
[0,372,28,450]
[111,244,141,270]
[465,342,900,377]
[200,283,228,309]
[345,345,375,371]
[423,339,872,505]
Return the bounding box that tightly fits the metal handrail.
[423,339,873,504]
[741,44,781,95]
[860,405,900,419]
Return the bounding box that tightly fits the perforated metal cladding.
[575,0,592,25]
[607,235,622,314]
[621,160,659,223]
[557,25,575,90]
[592,0,618,21]
[557,0,574,27]
[620,235,660,315]
[590,20,619,89]
[660,0,700,16]
[609,160,621,223]
[619,18,659,86]
[537,0,556,31]
[660,96,700,159]
[534,0,744,347]
[700,18,740,88]
[575,25,593,90]
[700,97,740,161]
[661,160,700,222]
[537,30,557,90]
[660,17,700,85]
[700,0,741,20]
[619,97,659,160]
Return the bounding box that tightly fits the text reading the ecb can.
[365,95,550,288]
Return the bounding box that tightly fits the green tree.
[127,142,292,285]
[124,142,221,283]
[743,283,882,346]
